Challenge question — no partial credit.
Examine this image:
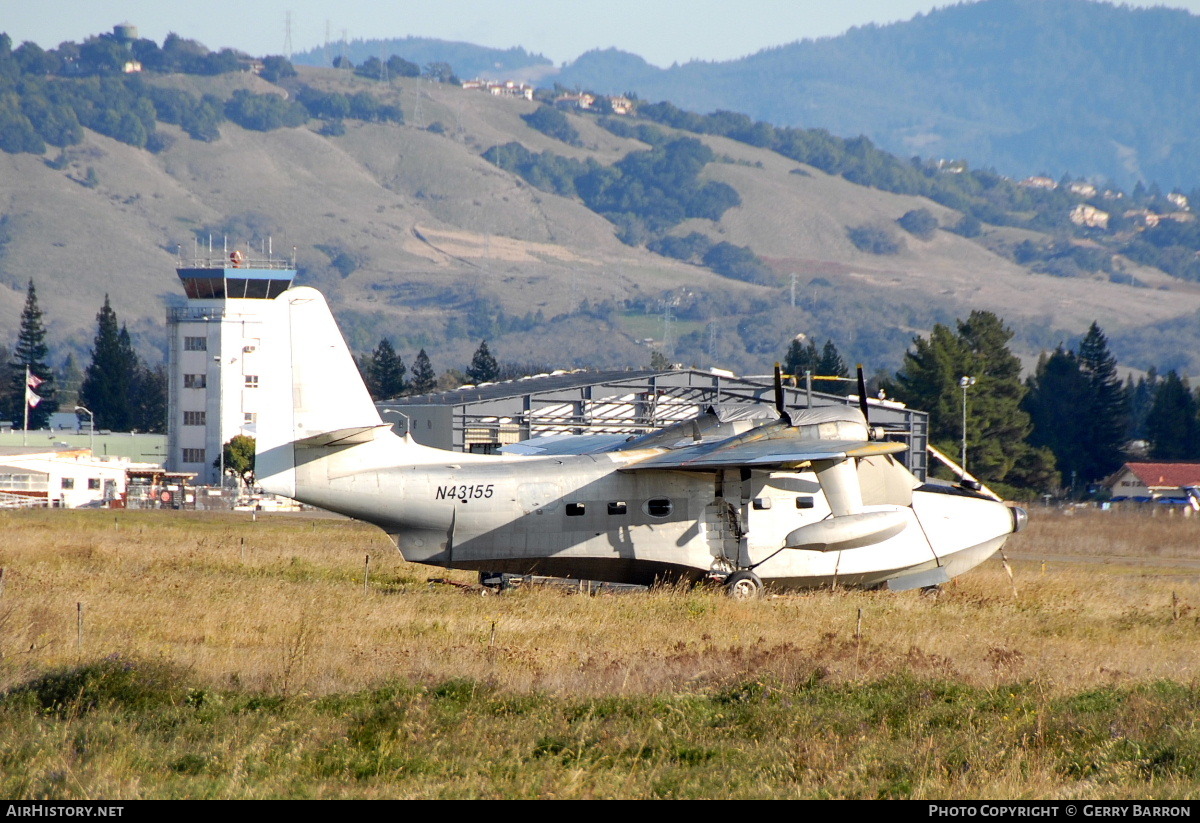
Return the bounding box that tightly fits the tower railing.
[167,306,227,322]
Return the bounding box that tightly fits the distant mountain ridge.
[553,0,1200,190]
[328,1,1200,190]
[291,37,552,81]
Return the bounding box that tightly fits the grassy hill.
[3,63,1200,380]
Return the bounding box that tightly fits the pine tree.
[6,280,57,429]
[893,322,967,446]
[409,348,436,395]
[466,340,499,384]
[132,363,168,433]
[817,339,850,396]
[894,310,1054,491]
[1075,322,1128,481]
[1146,371,1200,459]
[368,339,406,400]
[79,296,139,431]
[782,337,819,381]
[1126,367,1159,442]
[1024,347,1087,489]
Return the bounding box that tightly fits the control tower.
[166,246,295,485]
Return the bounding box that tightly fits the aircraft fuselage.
[290,441,1016,589]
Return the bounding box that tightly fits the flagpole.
[22,366,28,446]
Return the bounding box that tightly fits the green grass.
[3,507,1200,798]
[3,661,1199,799]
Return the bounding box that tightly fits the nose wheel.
[725,570,763,600]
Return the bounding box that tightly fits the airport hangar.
[377,368,930,481]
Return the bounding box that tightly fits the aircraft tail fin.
[256,287,384,498]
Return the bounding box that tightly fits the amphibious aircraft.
[256,287,1027,597]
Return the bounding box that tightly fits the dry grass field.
[1,506,1199,799]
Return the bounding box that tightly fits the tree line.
[356,339,511,402]
[0,31,409,154]
[0,282,164,433]
[881,312,1200,499]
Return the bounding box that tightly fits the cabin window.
[61,477,74,490]
[607,501,627,515]
[88,478,101,490]
[645,498,672,518]
[753,497,772,510]
[796,496,814,509]
[566,503,586,516]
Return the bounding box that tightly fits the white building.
[0,448,130,508]
[166,251,295,484]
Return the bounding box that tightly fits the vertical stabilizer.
[256,287,382,497]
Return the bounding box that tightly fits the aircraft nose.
[1008,505,1028,533]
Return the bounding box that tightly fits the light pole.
[959,376,976,472]
[382,408,412,437]
[74,405,94,455]
[213,354,224,490]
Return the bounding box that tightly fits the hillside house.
[461,79,535,101]
[609,96,634,115]
[554,92,595,110]
[1070,204,1109,229]
[1021,176,1058,190]
[1104,462,1200,501]
[1124,209,1161,227]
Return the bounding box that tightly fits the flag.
[25,386,41,408]
[26,372,43,389]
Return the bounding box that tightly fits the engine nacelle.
[784,508,909,552]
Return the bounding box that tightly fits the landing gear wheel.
[725,570,763,600]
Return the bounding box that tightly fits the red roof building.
[1104,462,1200,500]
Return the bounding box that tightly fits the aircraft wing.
[620,436,905,472]
[501,433,635,456]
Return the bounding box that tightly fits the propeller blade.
[773,363,793,426]
[774,363,785,417]
[857,364,870,425]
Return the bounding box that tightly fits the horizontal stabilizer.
[293,424,396,449]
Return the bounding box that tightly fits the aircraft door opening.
[704,470,747,569]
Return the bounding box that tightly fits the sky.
[4,0,1200,68]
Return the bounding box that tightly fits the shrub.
[897,208,938,240]
[848,223,904,255]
